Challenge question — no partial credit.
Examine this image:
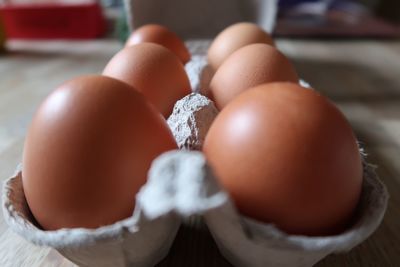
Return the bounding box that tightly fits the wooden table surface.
[0,39,399,267]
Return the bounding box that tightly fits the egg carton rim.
[1,165,178,249]
[2,154,388,252]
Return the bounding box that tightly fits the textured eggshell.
[209,43,299,110]
[203,82,363,236]
[126,24,191,64]
[22,75,177,230]
[103,43,191,118]
[208,22,275,70]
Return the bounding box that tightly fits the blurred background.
[0,0,399,45]
[277,0,400,37]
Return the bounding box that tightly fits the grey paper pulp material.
[136,151,229,220]
[167,93,219,150]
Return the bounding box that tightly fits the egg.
[209,43,299,110]
[22,75,177,230]
[103,43,191,118]
[208,22,275,70]
[203,82,363,236]
[126,24,191,64]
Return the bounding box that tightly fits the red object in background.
[0,2,105,39]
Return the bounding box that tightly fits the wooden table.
[0,39,399,266]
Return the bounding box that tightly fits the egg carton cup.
[2,164,181,267]
[203,160,388,267]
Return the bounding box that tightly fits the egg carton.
[2,42,389,267]
[2,1,389,267]
[1,137,389,267]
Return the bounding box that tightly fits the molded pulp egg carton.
[2,0,388,267]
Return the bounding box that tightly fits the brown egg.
[208,22,275,70]
[203,83,363,236]
[209,43,299,110]
[126,24,191,64]
[103,43,191,118]
[22,75,177,230]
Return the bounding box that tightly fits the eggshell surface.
[22,75,177,230]
[126,24,191,64]
[209,44,299,110]
[103,43,191,118]
[203,83,363,236]
[208,22,275,70]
